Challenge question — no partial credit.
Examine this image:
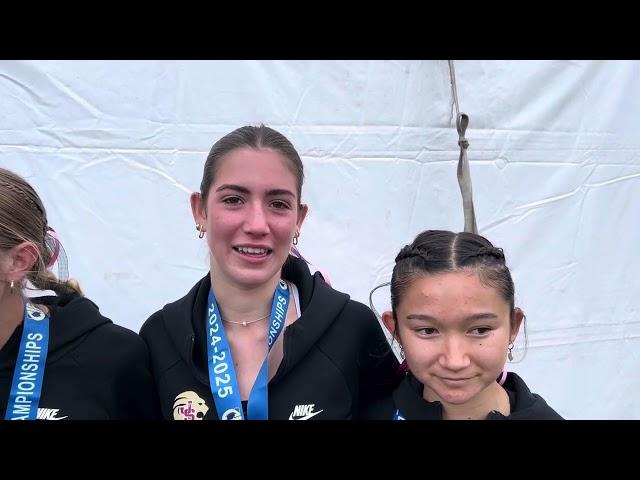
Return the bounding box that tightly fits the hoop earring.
[196,223,205,239]
[293,230,299,246]
[508,342,514,362]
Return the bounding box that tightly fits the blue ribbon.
[206,280,289,420]
[5,303,50,420]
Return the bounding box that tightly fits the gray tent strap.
[448,60,478,234]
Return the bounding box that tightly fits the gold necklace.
[222,312,270,327]
[219,279,288,327]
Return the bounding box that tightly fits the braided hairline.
[395,245,505,265]
[464,246,505,262]
[0,179,48,238]
[395,245,429,263]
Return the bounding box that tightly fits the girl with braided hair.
[363,230,562,420]
[0,168,159,419]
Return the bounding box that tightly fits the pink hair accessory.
[45,227,61,268]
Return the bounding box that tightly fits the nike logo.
[288,403,324,420]
[37,408,68,420]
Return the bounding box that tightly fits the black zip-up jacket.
[0,293,159,420]
[361,371,563,420]
[140,255,399,420]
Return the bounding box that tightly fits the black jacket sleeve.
[83,324,162,420]
[352,302,401,416]
[110,332,162,419]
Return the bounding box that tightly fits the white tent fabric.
[1,60,638,419]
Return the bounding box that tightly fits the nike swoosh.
[288,409,324,420]
[49,415,68,420]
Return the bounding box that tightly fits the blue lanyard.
[206,280,289,420]
[393,409,406,420]
[5,303,50,420]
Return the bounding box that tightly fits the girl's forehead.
[399,273,510,315]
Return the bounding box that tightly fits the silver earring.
[196,223,205,239]
[508,342,514,361]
